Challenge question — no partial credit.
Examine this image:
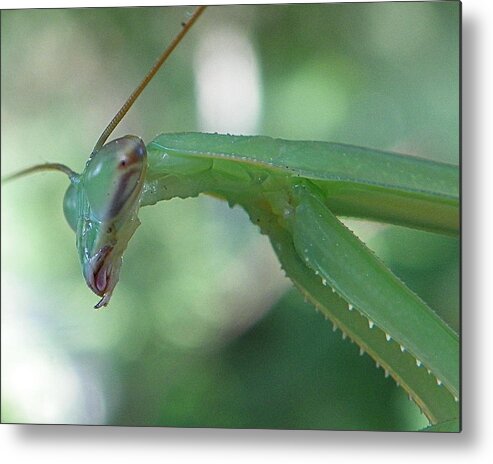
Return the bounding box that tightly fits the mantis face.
[63,135,147,308]
[4,6,205,309]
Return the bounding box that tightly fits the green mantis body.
[59,129,458,425]
[3,4,460,430]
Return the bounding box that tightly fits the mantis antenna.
[92,5,207,153]
[2,5,207,184]
[2,163,77,184]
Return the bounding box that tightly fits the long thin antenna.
[1,163,77,184]
[92,5,207,154]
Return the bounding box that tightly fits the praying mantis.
[2,4,459,430]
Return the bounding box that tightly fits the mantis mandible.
[2,5,460,429]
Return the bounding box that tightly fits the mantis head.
[2,6,206,308]
[64,136,147,308]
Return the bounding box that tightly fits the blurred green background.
[1,2,459,430]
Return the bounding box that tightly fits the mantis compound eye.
[78,135,147,308]
[84,135,147,222]
[63,183,79,232]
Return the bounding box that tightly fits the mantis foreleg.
[240,181,459,425]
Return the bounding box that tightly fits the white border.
[2,0,492,463]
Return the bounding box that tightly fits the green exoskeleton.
[3,6,459,430]
[63,136,147,308]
